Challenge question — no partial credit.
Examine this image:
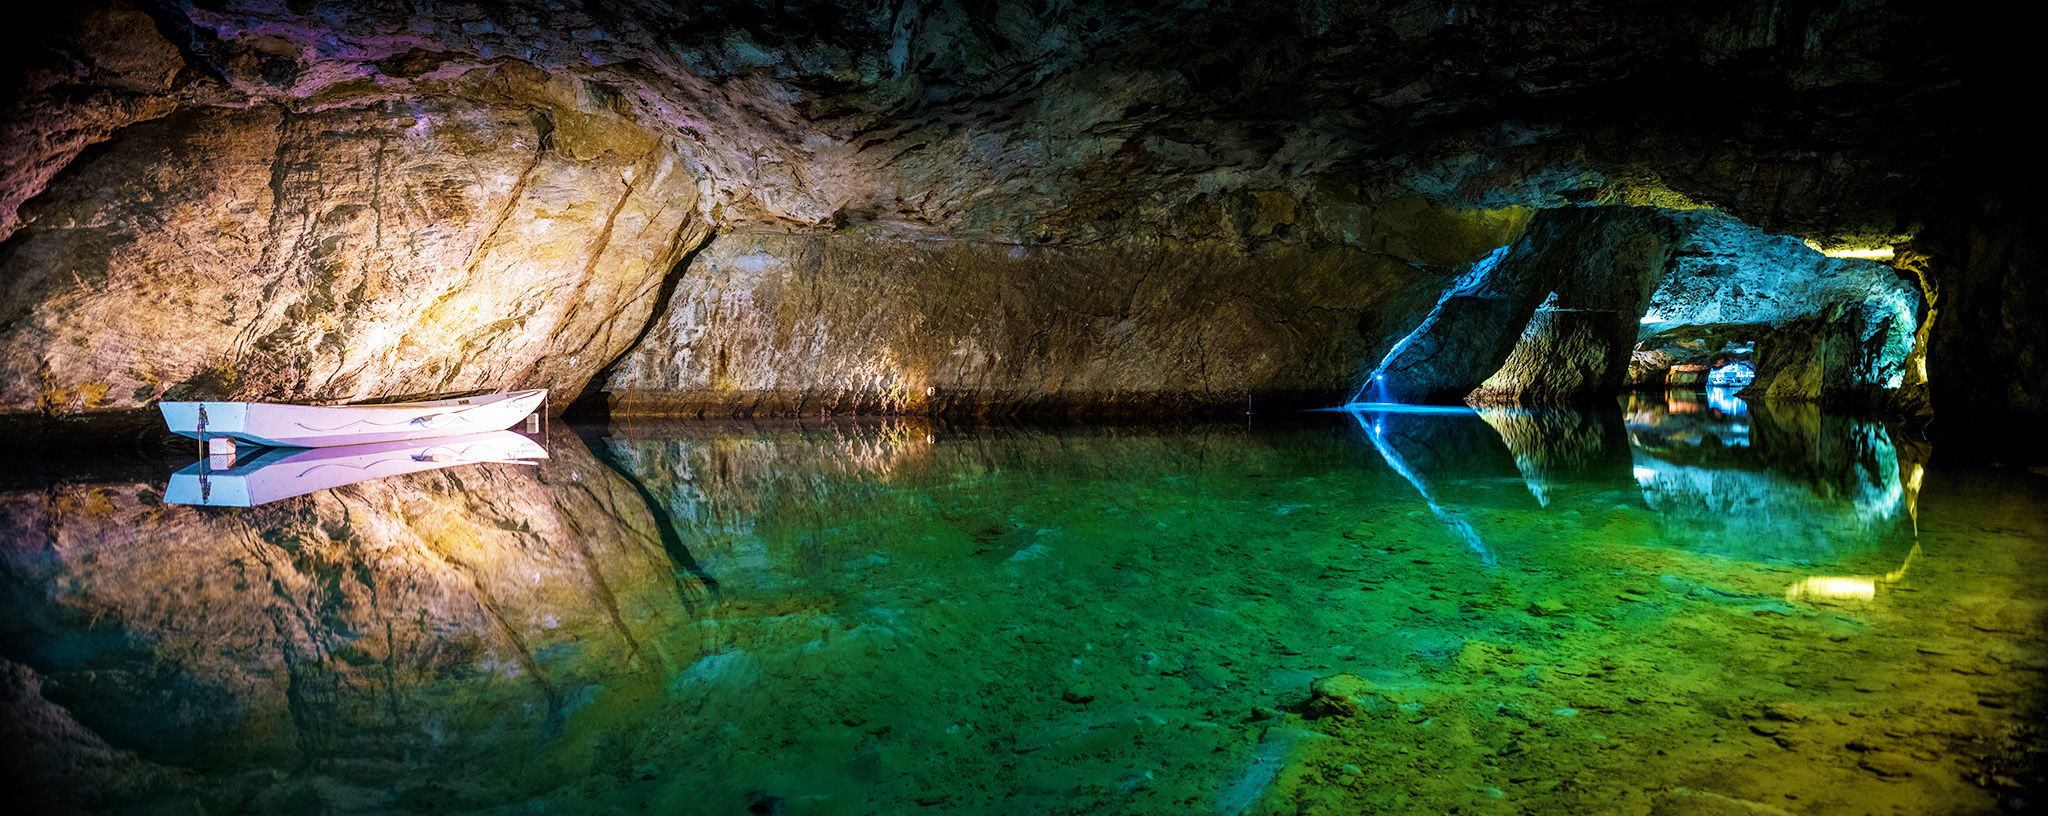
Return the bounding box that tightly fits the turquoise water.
[1,391,2042,814]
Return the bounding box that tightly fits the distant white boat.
[163,431,550,507]
[160,389,547,448]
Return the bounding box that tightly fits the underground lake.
[2,3,2042,813]
[1,390,2040,815]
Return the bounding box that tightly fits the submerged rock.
[1306,673,1377,718]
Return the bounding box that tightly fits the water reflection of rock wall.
[1353,395,1915,563]
[2,417,1373,811]
[1475,405,1635,506]
[601,418,1370,591]
[0,430,700,812]
[1344,410,1532,508]
[590,419,1441,811]
[1624,394,1909,561]
[0,406,1928,811]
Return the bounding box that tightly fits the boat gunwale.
[160,388,546,412]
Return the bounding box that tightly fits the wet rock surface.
[1372,206,1920,407]
[0,1,2029,427]
[0,65,707,419]
[599,222,1514,417]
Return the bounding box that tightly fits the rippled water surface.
[3,391,2044,814]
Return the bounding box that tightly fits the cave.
[1,2,2043,814]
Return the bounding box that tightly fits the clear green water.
[2,392,2043,814]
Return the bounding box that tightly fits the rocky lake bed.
[3,401,2041,815]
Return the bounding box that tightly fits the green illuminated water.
[2,392,2043,814]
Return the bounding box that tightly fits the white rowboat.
[163,431,550,507]
[160,389,548,448]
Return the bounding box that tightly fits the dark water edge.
[1,394,2044,815]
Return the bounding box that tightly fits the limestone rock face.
[1638,212,1920,406]
[1375,206,1918,407]
[1,1,1973,246]
[600,217,1520,416]
[0,67,706,421]
[1743,311,1898,407]
[1478,308,1637,403]
[1382,207,1678,404]
[0,3,185,243]
[0,1,2025,429]
[1379,294,1545,404]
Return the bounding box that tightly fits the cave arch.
[1360,206,1923,410]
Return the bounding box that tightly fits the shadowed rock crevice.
[569,231,718,420]
[1916,192,2048,447]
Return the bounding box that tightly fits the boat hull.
[160,389,547,448]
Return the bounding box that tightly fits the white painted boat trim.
[160,389,547,448]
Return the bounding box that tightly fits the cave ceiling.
[1,0,1981,247]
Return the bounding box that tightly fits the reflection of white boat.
[164,431,549,507]
[160,389,546,448]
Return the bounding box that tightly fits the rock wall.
[1917,193,2048,449]
[1477,308,1640,404]
[1380,207,1676,405]
[1387,207,1921,408]
[597,201,1527,417]
[1744,312,1894,408]
[1638,212,1921,407]
[0,3,184,244]
[0,1,2030,430]
[0,62,706,433]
